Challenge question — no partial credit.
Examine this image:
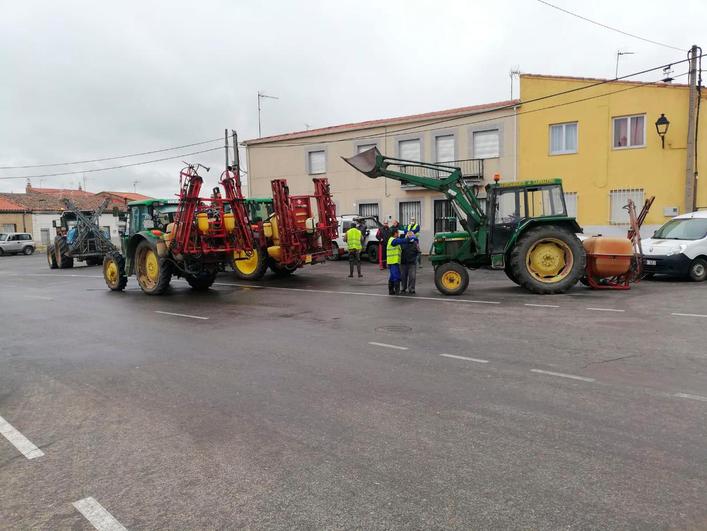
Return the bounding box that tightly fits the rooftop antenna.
[257,91,279,137]
[305,123,311,131]
[509,68,521,99]
[661,64,674,83]
[132,180,139,193]
[615,50,635,78]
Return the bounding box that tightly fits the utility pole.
[509,68,521,99]
[685,44,700,213]
[257,91,279,137]
[615,50,635,78]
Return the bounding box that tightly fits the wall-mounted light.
[655,113,670,149]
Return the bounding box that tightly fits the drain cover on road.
[375,325,412,333]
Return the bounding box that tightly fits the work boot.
[388,281,395,295]
[348,274,353,278]
[394,281,400,295]
[358,274,363,278]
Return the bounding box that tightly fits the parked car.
[330,215,383,262]
[642,211,707,281]
[0,232,35,256]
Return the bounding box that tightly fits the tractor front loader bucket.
[342,147,383,178]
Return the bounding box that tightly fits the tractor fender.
[503,218,583,254]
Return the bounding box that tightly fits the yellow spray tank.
[223,212,235,232]
[197,212,209,234]
[266,214,282,261]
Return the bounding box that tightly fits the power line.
[0,147,223,181]
[0,137,223,170]
[249,56,697,149]
[536,0,686,52]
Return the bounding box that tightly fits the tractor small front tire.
[135,240,171,295]
[688,258,707,282]
[233,248,268,280]
[186,270,217,291]
[434,262,469,296]
[103,252,128,291]
[509,226,585,294]
[47,247,58,269]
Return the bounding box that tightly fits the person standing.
[386,228,406,295]
[400,231,420,294]
[344,223,363,278]
[405,216,422,269]
[376,221,391,270]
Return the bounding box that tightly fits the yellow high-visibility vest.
[345,226,362,251]
[386,236,401,265]
[408,223,419,233]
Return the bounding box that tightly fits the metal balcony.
[400,159,484,189]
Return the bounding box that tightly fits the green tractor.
[343,147,586,296]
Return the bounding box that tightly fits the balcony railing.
[400,159,484,189]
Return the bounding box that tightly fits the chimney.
[26,181,32,193]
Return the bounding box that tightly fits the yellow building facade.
[518,74,707,234]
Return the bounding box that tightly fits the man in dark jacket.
[400,231,420,294]
[376,221,391,270]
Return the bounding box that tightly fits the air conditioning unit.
[663,206,679,217]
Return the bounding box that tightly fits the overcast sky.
[1,0,704,196]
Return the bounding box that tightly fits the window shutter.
[473,130,500,159]
[435,135,455,163]
[399,139,421,160]
[308,150,326,174]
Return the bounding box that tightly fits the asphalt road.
[1,254,706,530]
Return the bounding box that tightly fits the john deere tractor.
[343,147,586,296]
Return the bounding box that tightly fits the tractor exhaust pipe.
[341,147,383,178]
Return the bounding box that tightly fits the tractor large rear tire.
[135,240,171,295]
[47,246,58,269]
[504,260,519,285]
[434,262,470,296]
[103,252,128,291]
[233,248,268,280]
[186,270,217,291]
[55,238,73,269]
[509,226,585,294]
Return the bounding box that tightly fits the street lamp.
[655,113,670,149]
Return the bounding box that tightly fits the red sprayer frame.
[171,164,253,257]
[270,177,338,266]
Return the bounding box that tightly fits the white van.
[330,215,383,262]
[642,211,707,281]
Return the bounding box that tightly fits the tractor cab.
[487,179,575,256]
[125,199,178,237]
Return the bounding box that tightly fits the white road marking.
[586,307,625,313]
[23,295,54,300]
[524,303,560,308]
[369,341,408,350]
[673,392,707,402]
[0,415,44,459]
[530,369,595,382]
[154,310,209,320]
[671,312,707,318]
[440,353,489,363]
[73,497,127,531]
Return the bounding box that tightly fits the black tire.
[434,262,470,296]
[504,260,519,285]
[135,240,171,295]
[47,246,58,269]
[688,257,707,282]
[103,252,128,291]
[366,243,379,263]
[186,270,217,290]
[269,259,297,277]
[326,242,340,261]
[55,237,73,269]
[509,225,586,294]
[23,246,34,255]
[233,247,268,280]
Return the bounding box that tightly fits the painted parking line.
[439,353,489,363]
[673,392,707,402]
[524,303,560,308]
[154,310,209,320]
[586,307,625,313]
[369,341,409,351]
[0,415,44,459]
[671,312,707,318]
[530,369,596,382]
[73,497,127,531]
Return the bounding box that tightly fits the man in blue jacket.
[386,228,407,295]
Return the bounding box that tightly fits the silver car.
[0,232,36,255]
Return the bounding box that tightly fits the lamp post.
[655,113,670,149]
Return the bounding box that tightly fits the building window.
[398,138,421,160]
[40,228,50,244]
[398,201,421,227]
[472,129,500,159]
[610,189,644,224]
[435,134,455,163]
[434,199,457,232]
[307,150,326,174]
[2,223,16,232]
[550,122,578,154]
[613,115,645,149]
[358,203,379,218]
[356,143,377,154]
[564,192,578,218]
